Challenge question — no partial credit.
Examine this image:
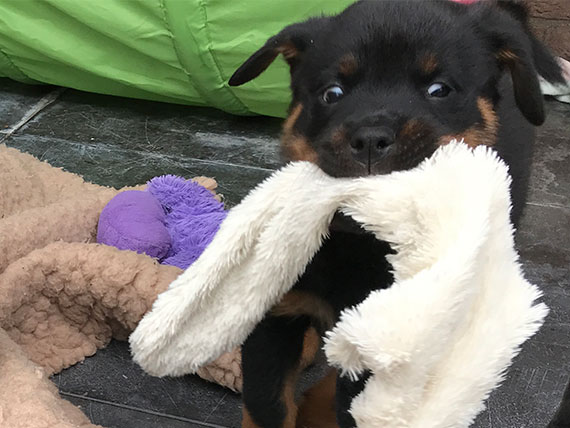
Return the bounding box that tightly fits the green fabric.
[0,0,353,117]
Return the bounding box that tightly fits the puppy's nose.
[350,126,395,165]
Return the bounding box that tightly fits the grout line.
[167,153,276,173]
[60,391,231,428]
[9,133,278,173]
[0,87,66,143]
[526,201,569,210]
[204,392,227,423]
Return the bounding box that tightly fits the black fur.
[242,315,311,428]
[336,370,372,428]
[230,1,563,427]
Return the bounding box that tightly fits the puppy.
[229,1,564,427]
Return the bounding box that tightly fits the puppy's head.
[230,0,563,177]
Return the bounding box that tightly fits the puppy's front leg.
[242,313,315,428]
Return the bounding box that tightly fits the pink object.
[450,0,478,4]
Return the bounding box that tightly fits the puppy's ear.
[496,36,545,126]
[229,17,327,87]
[478,2,564,125]
[495,0,564,84]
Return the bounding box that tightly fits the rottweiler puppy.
[229,1,564,427]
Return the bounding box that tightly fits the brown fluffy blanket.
[0,144,241,428]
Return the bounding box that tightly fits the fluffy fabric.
[0,329,98,428]
[0,144,242,428]
[147,175,227,269]
[97,175,226,270]
[131,142,548,427]
[540,57,570,104]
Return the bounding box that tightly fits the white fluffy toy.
[130,142,548,428]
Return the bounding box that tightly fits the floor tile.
[65,394,225,428]
[528,101,570,208]
[53,340,243,427]
[0,78,57,131]
[19,89,283,170]
[475,361,569,428]
[5,133,272,207]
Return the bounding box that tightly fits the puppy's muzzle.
[350,126,395,168]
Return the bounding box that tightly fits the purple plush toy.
[97,175,226,270]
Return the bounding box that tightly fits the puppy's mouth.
[358,145,395,175]
[318,120,439,178]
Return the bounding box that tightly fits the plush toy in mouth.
[131,142,547,428]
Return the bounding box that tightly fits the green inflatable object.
[0,0,353,118]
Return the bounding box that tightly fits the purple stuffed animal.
[97,175,226,270]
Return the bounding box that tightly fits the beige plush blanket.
[0,144,241,428]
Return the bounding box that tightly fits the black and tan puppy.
[229,1,564,427]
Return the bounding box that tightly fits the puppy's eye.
[427,82,452,98]
[322,85,345,104]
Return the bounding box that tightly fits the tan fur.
[439,97,498,148]
[283,369,301,428]
[300,327,321,370]
[271,290,335,328]
[278,42,299,61]
[477,97,499,135]
[399,119,429,140]
[297,369,339,428]
[242,408,263,428]
[331,126,347,148]
[283,135,319,163]
[420,53,438,74]
[282,104,319,163]
[283,104,304,134]
[497,49,518,65]
[339,53,358,76]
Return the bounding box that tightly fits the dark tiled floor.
[1,79,569,427]
[0,80,56,130]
